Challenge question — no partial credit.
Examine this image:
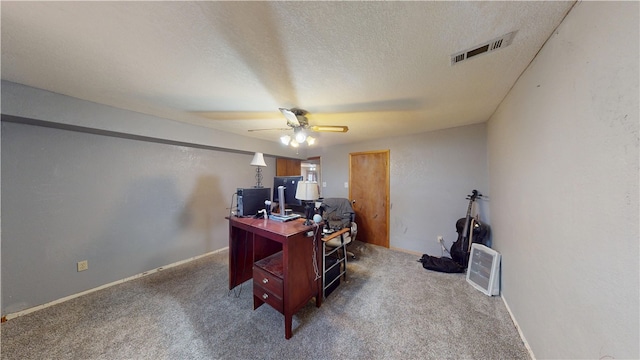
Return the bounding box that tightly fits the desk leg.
[285,313,292,339]
[253,295,264,310]
[229,227,254,289]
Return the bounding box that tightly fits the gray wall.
[0,82,299,315]
[0,81,306,160]
[310,123,489,255]
[1,121,275,314]
[487,2,639,358]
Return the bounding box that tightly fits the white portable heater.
[466,243,501,296]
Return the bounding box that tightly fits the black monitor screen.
[272,176,303,207]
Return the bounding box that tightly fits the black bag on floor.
[418,254,465,273]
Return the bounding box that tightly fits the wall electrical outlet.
[77,260,88,272]
[437,235,444,243]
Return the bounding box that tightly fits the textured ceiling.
[1,1,575,147]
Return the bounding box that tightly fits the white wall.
[487,2,639,358]
[310,123,489,255]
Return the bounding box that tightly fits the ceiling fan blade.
[248,127,292,132]
[279,108,301,127]
[194,111,281,120]
[310,125,349,133]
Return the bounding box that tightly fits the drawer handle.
[262,293,269,300]
[262,278,269,284]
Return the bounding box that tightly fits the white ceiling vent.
[450,31,516,65]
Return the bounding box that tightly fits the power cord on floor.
[228,191,237,218]
[439,237,451,257]
[311,223,321,281]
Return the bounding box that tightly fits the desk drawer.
[253,282,284,313]
[253,266,283,297]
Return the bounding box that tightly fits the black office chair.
[319,198,357,298]
[320,198,357,259]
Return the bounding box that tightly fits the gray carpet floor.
[1,241,530,359]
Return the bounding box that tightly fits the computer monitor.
[272,176,303,208]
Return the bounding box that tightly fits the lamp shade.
[306,136,316,145]
[250,152,267,167]
[295,181,320,201]
[280,135,291,145]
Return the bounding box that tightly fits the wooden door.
[276,158,301,176]
[349,150,390,248]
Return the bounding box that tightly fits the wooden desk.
[227,217,322,339]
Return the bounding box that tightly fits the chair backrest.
[321,198,355,230]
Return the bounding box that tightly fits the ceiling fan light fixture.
[256,107,345,147]
[306,136,316,145]
[295,130,307,143]
[280,134,291,145]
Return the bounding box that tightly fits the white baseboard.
[2,248,228,322]
[501,294,536,360]
[389,246,422,256]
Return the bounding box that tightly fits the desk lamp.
[250,152,267,188]
[295,181,320,225]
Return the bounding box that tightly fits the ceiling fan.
[248,108,349,147]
